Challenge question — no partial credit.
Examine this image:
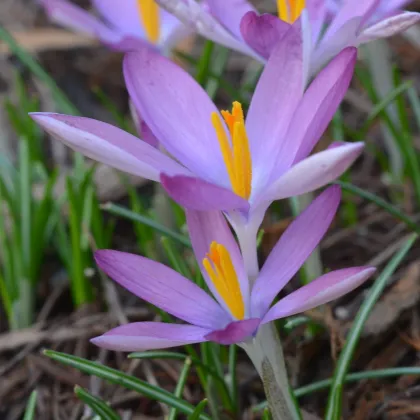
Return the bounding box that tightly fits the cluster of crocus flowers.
[91,187,375,351]
[31,27,363,251]
[38,0,188,53]
[156,0,420,78]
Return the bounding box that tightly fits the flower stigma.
[136,0,160,43]
[211,102,252,200]
[277,0,305,23]
[202,241,245,320]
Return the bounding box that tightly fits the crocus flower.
[156,0,420,77]
[39,0,188,53]
[91,186,375,351]
[30,27,363,249]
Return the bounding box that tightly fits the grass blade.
[188,399,208,420]
[74,386,119,420]
[325,233,418,420]
[23,390,37,420]
[102,202,191,248]
[168,358,193,420]
[44,350,211,419]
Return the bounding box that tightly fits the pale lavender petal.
[155,0,258,56]
[246,26,303,192]
[159,11,192,51]
[310,17,361,75]
[262,267,376,322]
[186,210,249,315]
[91,322,210,351]
[325,0,380,38]
[286,47,357,167]
[205,318,260,345]
[375,0,411,16]
[251,186,341,317]
[207,0,256,40]
[40,0,117,40]
[359,12,420,44]
[92,0,144,37]
[263,142,364,202]
[124,48,230,185]
[30,113,188,181]
[95,250,230,329]
[306,0,328,44]
[240,12,291,59]
[161,174,250,212]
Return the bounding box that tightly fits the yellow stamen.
[277,0,305,23]
[136,0,160,44]
[203,242,245,320]
[211,102,252,200]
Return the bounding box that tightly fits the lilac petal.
[207,0,256,40]
[306,0,328,44]
[186,210,249,315]
[205,318,260,345]
[161,174,250,212]
[30,113,188,181]
[359,12,420,44]
[246,26,303,192]
[124,48,230,184]
[325,0,380,38]
[129,101,159,149]
[40,0,117,40]
[262,267,376,322]
[92,0,144,38]
[310,17,362,75]
[95,250,231,330]
[251,186,341,317]
[263,142,364,202]
[240,12,291,60]
[155,0,258,56]
[91,322,210,351]
[286,47,357,167]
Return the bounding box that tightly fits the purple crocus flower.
[30,27,363,248]
[156,0,420,77]
[38,0,189,53]
[91,186,375,351]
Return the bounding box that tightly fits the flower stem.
[243,324,301,420]
[238,227,301,420]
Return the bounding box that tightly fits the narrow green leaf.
[44,350,211,419]
[168,358,193,420]
[102,203,191,248]
[23,390,37,420]
[335,181,420,233]
[188,399,208,420]
[74,386,119,420]
[325,234,418,420]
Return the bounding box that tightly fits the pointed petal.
[207,0,256,40]
[161,174,250,212]
[186,209,249,315]
[246,26,303,191]
[288,47,357,166]
[359,12,420,44]
[240,12,291,60]
[124,48,231,184]
[205,318,260,345]
[30,113,188,181]
[91,322,210,351]
[95,250,230,329]
[92,0,144,37]
[325,0,380,38]
[262,267,376,322]
[264,142,364,202]
[251,186,341,317]
[155,0,258,56]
